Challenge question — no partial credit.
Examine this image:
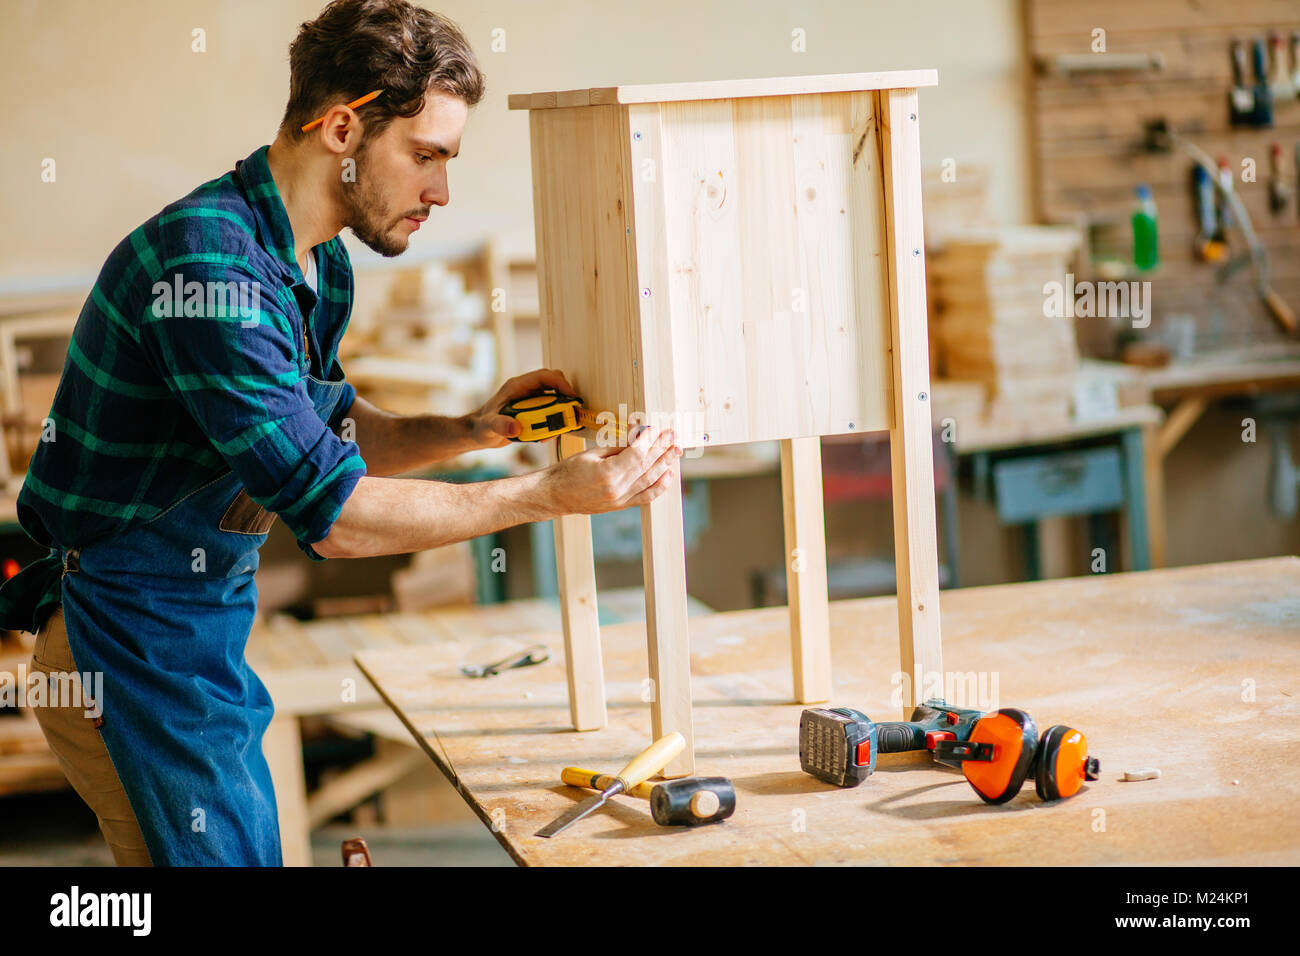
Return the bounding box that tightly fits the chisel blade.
[535,785,621,838]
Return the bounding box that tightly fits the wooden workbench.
[247,588,713,865]
[356,556,1300,866]
[1137,348,1300,569]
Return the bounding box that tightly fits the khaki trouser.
[30,606,152,866]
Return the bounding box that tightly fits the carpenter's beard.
[339,142,427,258]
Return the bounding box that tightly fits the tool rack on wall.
[1025,0,1300,352]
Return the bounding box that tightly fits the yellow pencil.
[300,89,383,133]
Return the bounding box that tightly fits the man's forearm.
[343,395,480,475]
[315,471,557,558]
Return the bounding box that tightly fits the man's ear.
[317,106,363,155]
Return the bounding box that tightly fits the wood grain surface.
[356,556,1300,866]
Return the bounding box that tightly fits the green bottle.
[1132,184,1159,271]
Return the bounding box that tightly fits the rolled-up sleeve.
[137,261,365,553]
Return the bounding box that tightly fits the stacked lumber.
[390,542,478,612]
[928,226,1083,426]
[347,259,495,419]
[922,164,991,245]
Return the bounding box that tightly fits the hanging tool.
[1192,165,1227,261]
[500,389,628,444]
[1229,39,1255,126]
[1268,142,1290,215]
[535,732,685,837]
[799,699,985,788]
[933,709,1101,804]
[1291,32,1300,98]
[459,643,550,678]
[561,767,736,826]
[1215,155,1235,233]
[1252,36,1274,127]
[1268,31,1294,101]
[1171,130,1296,333]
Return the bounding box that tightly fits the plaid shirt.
[17,145,365,562]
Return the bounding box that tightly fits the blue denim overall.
[55,372,349,866]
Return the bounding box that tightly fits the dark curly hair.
[280,0,485,141]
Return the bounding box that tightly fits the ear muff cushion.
[962,708,1038,805]
[1035,725,1089,801]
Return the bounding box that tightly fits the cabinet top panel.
[507,70,938,110]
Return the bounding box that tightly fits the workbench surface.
[355,557,1300,866]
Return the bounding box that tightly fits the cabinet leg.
[879,87,944,716]
[781,437,831,703]
[640,456,694,778]
[263,713,311,867]
[554,433,606,731]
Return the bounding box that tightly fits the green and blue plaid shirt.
[15,145,366,573]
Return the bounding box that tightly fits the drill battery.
[799,699,985,788]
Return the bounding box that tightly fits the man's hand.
[468,368,578,448]
[542,425,682,515]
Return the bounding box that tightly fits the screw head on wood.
[919,391,928,401]
[633,131,643,141]
[909,113,916,120]
[641,288,651,298]
[702,433,710,442]
[848,422,855,429]
[912,248,921,257]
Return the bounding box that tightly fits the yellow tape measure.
[502,390,615,442]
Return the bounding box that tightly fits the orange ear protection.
[933,708,1100,804]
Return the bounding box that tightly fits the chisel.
[561,767,736,826]
[534,732,685,838]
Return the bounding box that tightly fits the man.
[0,0,680,866]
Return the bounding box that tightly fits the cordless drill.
[799,699,986,787]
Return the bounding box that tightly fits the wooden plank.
[780,437,831,703]
[954,404,1163,454]
[1028,0,1300,36]
[1031,30,1300,91]
[509,71,940,110]
[1038,128,1300,192]
[1142,420,1168,568]
[876,88,943,716]
[627,101,694,778]
[262,714,311,867]
[1142,355,1300,402]
[0,752,68,797]
[304,745,424,829]
[1158,395,1210,456]
[551,432,607,731]
[355,557,1300,866]
[1034,89,1300,144]
[527,104,641,424]
[638,458,694,779]
[647,91,892,447]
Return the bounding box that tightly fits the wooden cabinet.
[511,71,944,775]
